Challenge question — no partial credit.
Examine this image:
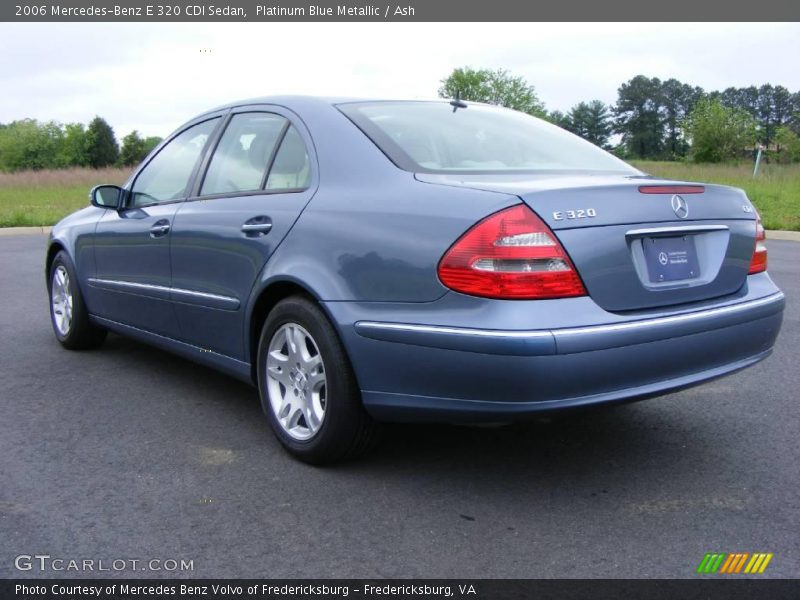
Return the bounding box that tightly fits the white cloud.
[0,22,797,138]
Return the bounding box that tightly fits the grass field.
[0,167,130,228]
[0,162,798,230]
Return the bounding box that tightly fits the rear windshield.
[339,101,639,175]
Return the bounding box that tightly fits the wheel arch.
[246,278,335,384]
[45,240,67,286]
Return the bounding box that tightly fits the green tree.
[56,123,89,167]
[614,75,666,159]
[791,91,800,135]
[0,119,62,171]
[775,126,800,163]
[661,79,704,158]
[685,98,757,163]
[546,110,571,129]
[119,130,148,166]
[85,116,119,168]
[719,86,760,118]
[754,84,786,147]
[719,85,795,147]
[565,100,613,148]
[143,136,162,156]
[438,67,546,117]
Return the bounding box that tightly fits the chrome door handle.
[149,220,171,237]
[241,223,272,233]
[241,217,272,237]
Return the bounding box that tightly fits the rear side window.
[266,126,311,190]
[131,118,218,206]
[201,113,287,195]
[339,101,638,175]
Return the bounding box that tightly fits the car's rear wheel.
[257,295,379,464]
[49,250,107,349]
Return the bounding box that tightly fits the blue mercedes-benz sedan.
[46,96,785,463]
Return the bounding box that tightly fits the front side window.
[130,118,218,207]
[201,113,287,196]
[339,101,639,175]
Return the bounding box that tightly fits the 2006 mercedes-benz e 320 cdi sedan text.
[46,97,785,463]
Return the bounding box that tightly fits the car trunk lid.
[417,173,758,311]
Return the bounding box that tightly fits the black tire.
[256,295,380,464]
[48,250,107,350]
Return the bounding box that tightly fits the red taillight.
[638,185,705,194]
[437,204,587,300]
[748,212,767,274]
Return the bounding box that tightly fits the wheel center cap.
[291,368,308,391]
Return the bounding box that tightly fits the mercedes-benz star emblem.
[658,252,669,266]
[671,194,689,219]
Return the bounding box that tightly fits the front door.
[169,109,316,359]
[91,117,221,337]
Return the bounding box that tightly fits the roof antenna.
[450,90,467,112]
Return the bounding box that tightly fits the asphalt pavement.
[0,234,798,578]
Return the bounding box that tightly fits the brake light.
[748,212,767,274]
[638,185,705,194]
[437,204,586,299]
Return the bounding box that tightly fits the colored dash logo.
[697,553,773,574]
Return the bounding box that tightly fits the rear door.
[91,116,221,336]
[169,107,317,359]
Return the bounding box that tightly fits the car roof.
[196,95,476,117]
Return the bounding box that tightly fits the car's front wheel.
[48,250,107,349]
[256,295,379,464]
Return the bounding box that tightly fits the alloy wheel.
[265,322,327,441]
[51,265,73,336]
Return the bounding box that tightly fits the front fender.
[46,206,104,306]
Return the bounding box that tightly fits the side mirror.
[90,185,123,209]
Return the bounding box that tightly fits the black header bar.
[3,579,800,600]
[3,0,800,22]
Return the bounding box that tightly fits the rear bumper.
[354,291,785,356]
[361,348,773,421]
[325,275,784,422]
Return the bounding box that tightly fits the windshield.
[339,101,639,175]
